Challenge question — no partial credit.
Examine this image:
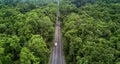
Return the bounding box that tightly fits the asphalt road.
[49,13,64,64]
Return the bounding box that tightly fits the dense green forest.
[0,0,58,64]
[61,0,120,64]
[0,0,120,64]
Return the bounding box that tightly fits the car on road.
[54,42,57,46]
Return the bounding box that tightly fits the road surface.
[49,12,64,64]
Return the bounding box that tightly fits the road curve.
[49,11,64,64]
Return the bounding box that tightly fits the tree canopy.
[60,1,120,64]
[0,0,120,64]
[0,1,57,64]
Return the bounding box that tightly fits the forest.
[0,0,58,64]
[61,0,120,64]
[0,0,120,64]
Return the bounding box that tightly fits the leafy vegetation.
[61,0,120,64]
[0,1,57,64]
[0,0,120,64]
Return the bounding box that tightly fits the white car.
[54,42,57,46]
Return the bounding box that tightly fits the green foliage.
[0,0,59,6]
[0,0,120,64]
[0,2,55,64]
[28,35,49,64]
[61,2,120,64]
[20,35,49,64]
[0,34,21,64]
[20,47,40,64]
[66,0,120,7]
[43,3,58,22]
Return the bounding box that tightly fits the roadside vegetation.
[0,0,57,64]
[61,0,120,64]
[0,0,120,64]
